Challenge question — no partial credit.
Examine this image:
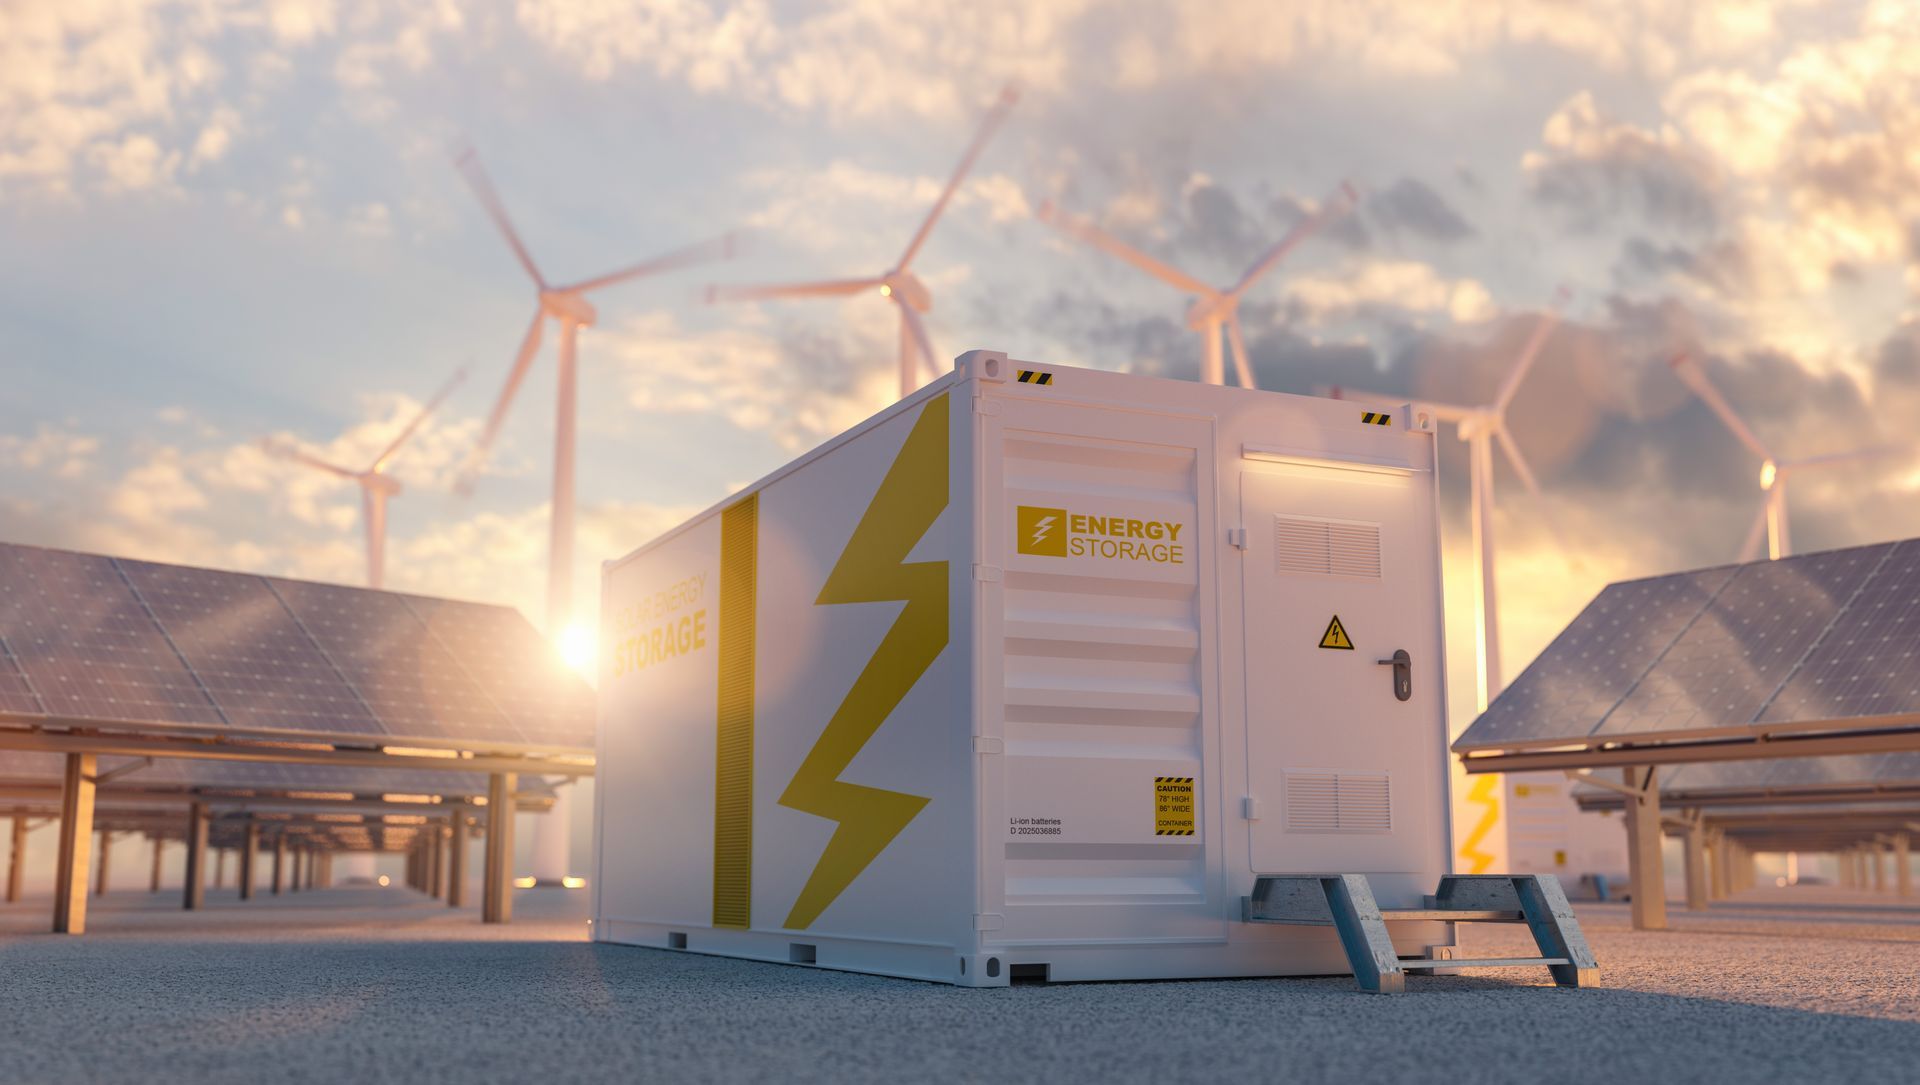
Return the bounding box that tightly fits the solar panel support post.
[52,752,96,934]
[447,808,468,908]
[1682,817,1709,911]
[240,819,258,901]
[1872,846,1888,893]
[1621,765,1667,930]
[272,833,286,895]
[213,847,226,891]
[7,812,25,903]
[94,829,112,897]
[1720,829,1735,898]
[182,802,208,911]
[427,822,443,899]
[149,834,163,893]
[483,772,515,924]
[1895,834,1912,898]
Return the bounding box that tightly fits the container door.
[1240,457,1442,874]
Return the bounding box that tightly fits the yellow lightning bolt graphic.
[780,394,948,929]
[1459,774,1501,874]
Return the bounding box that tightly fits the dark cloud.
[1525,100,1722,235]
[1616,236,1751,296]
[1365,177,1475,242]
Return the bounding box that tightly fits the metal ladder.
[1244,873,1600,993]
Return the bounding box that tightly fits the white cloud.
[0,426,100,479]
[1285,260,1497,325]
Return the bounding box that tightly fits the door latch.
[1377,649,1412,701]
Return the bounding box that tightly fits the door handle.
[1376,649,1412,702]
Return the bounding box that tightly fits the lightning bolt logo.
[1459,774,1501,874]
[779,394,949,929]
[1031,515,1055,546]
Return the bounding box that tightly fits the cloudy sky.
[6,0,1920,718]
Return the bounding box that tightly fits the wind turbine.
[1421,291,1568,711]
[706,86,1020,400]
[1670,353,1899,562]
[1035,181,1359,387]
[453,146,737,640]
[263,367,468,590]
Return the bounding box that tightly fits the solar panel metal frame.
[1455,539,1920,763]
[0,542,594,756]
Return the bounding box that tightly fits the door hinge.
[973,736,1004,755]
[973,564,1003,582]
[1227,527,1248,550]
[974,913,1005,931]
[972,396,1002,416]
[1242,796,1262,821]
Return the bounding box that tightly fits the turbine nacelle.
[1759,459,1779,490]
[1184,292,1236,330]
[540,289,597,328]
[880,270,931,312]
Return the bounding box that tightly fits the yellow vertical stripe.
[713,494,758,929]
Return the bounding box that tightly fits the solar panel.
[1458,539,1920,755]
[266,578,522,745]
[1594,545,1887,739]
[1760,539,1920,725]
[404,596,596,748]
[0,634,44,714]
[0,541,592,752]
[1459,565,1736,747]
[0,547,223,726]
[118,560,384,736]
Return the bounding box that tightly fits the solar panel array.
[1457,538,1920,752]
[0,542,593,750]
[0,750,557,799]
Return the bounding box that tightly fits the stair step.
[1379,909,1523,922]
[1406,957,1570,969]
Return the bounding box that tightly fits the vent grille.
[1285,771,1392,834]
[1274,516,1381,579]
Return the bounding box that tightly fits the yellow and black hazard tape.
[1361,411,1391,426]
[1016,369,1054,385]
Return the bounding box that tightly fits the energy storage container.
[594,350,1454,986]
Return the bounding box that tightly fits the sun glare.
[557,622,596,674]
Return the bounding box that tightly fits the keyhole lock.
[1377,649,1412,702]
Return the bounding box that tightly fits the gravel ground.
[1,884,1915,1084]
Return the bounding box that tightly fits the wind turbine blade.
[896,84,1020,271]
[259,438,359,481]
[1227,180,1359,298]
[370,365,469,473]
[1036,200,1217,297]
[1779,445,1906,472]
[457,308,545,495]
[897,300,940,384]
[1225,314,1257,390]
[1491,287,1569,415]
[1737,503,1769,563]
[1492,424,1543,501]
[1493,423,1588,573]
[705,277,884,304]
[563,232,741,295]
[1670,353,1774,463]
[452,144,548,289]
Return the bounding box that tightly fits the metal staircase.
[1244,873,1600,993]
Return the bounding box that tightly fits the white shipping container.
[593,351,1455,986]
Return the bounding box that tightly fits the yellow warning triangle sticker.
[1319,615,1354,650]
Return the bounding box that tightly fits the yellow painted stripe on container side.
[713,493,758,929]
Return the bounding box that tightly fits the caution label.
[1154,776,1195,836]
[1319,615,1354,650]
